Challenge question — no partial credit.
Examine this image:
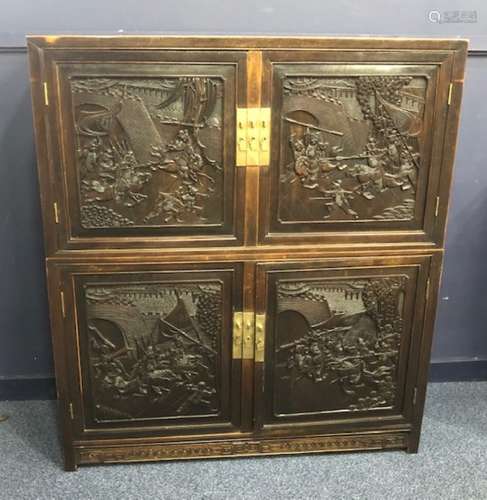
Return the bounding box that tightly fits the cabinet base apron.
[76,431,409,467]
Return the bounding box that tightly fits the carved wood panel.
[280,75,425,221]
[52,56,245,247]
[72,76,225,229]
[260,57,447,244]
[70,264,241,434]
[256,259,425,429]
[274,276,406,414]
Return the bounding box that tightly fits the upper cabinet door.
[258,47,465,247]
[30,46,247,252]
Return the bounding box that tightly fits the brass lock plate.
[236,108,270,167]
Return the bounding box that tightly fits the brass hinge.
[255,314,266,363]
[412,387,418,405]
[60,290,66,318]
[53,202,60,224]
[68,402,74,420]
[232,311,243,360]
[447,83,453,106]
[242,311,255,360]
[43,82,49,106]
[236,107,271,167]
[434,196,440,217]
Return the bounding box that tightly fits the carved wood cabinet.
[28,36,467,470]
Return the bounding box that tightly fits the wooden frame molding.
[77,431,409,465]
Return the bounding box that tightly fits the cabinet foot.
[63,447,78,471]
[406,434,420,454]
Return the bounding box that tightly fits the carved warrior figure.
[144,129,214,223]
[311,180,359,219]
[289,130,344,189]
[73,76,222,228]
[282,75,425,221]
[79,138,151,207]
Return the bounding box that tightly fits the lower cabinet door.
[253,255,431,436]
[57,261,243,439]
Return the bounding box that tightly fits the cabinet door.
[258,48,459,247]
[254,256,430,436]
[55,261,243,439]
[34,46,247,251]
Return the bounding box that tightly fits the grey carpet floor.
[0,382,486,500]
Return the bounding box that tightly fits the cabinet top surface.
[26,35,468,51]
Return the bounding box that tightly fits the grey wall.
[433,54,487,362]
[1,0,486,381]
[0,49,51,379]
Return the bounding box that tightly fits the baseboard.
[429,359,487,382]
[1,361,486,400]
[0,377,56,400]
